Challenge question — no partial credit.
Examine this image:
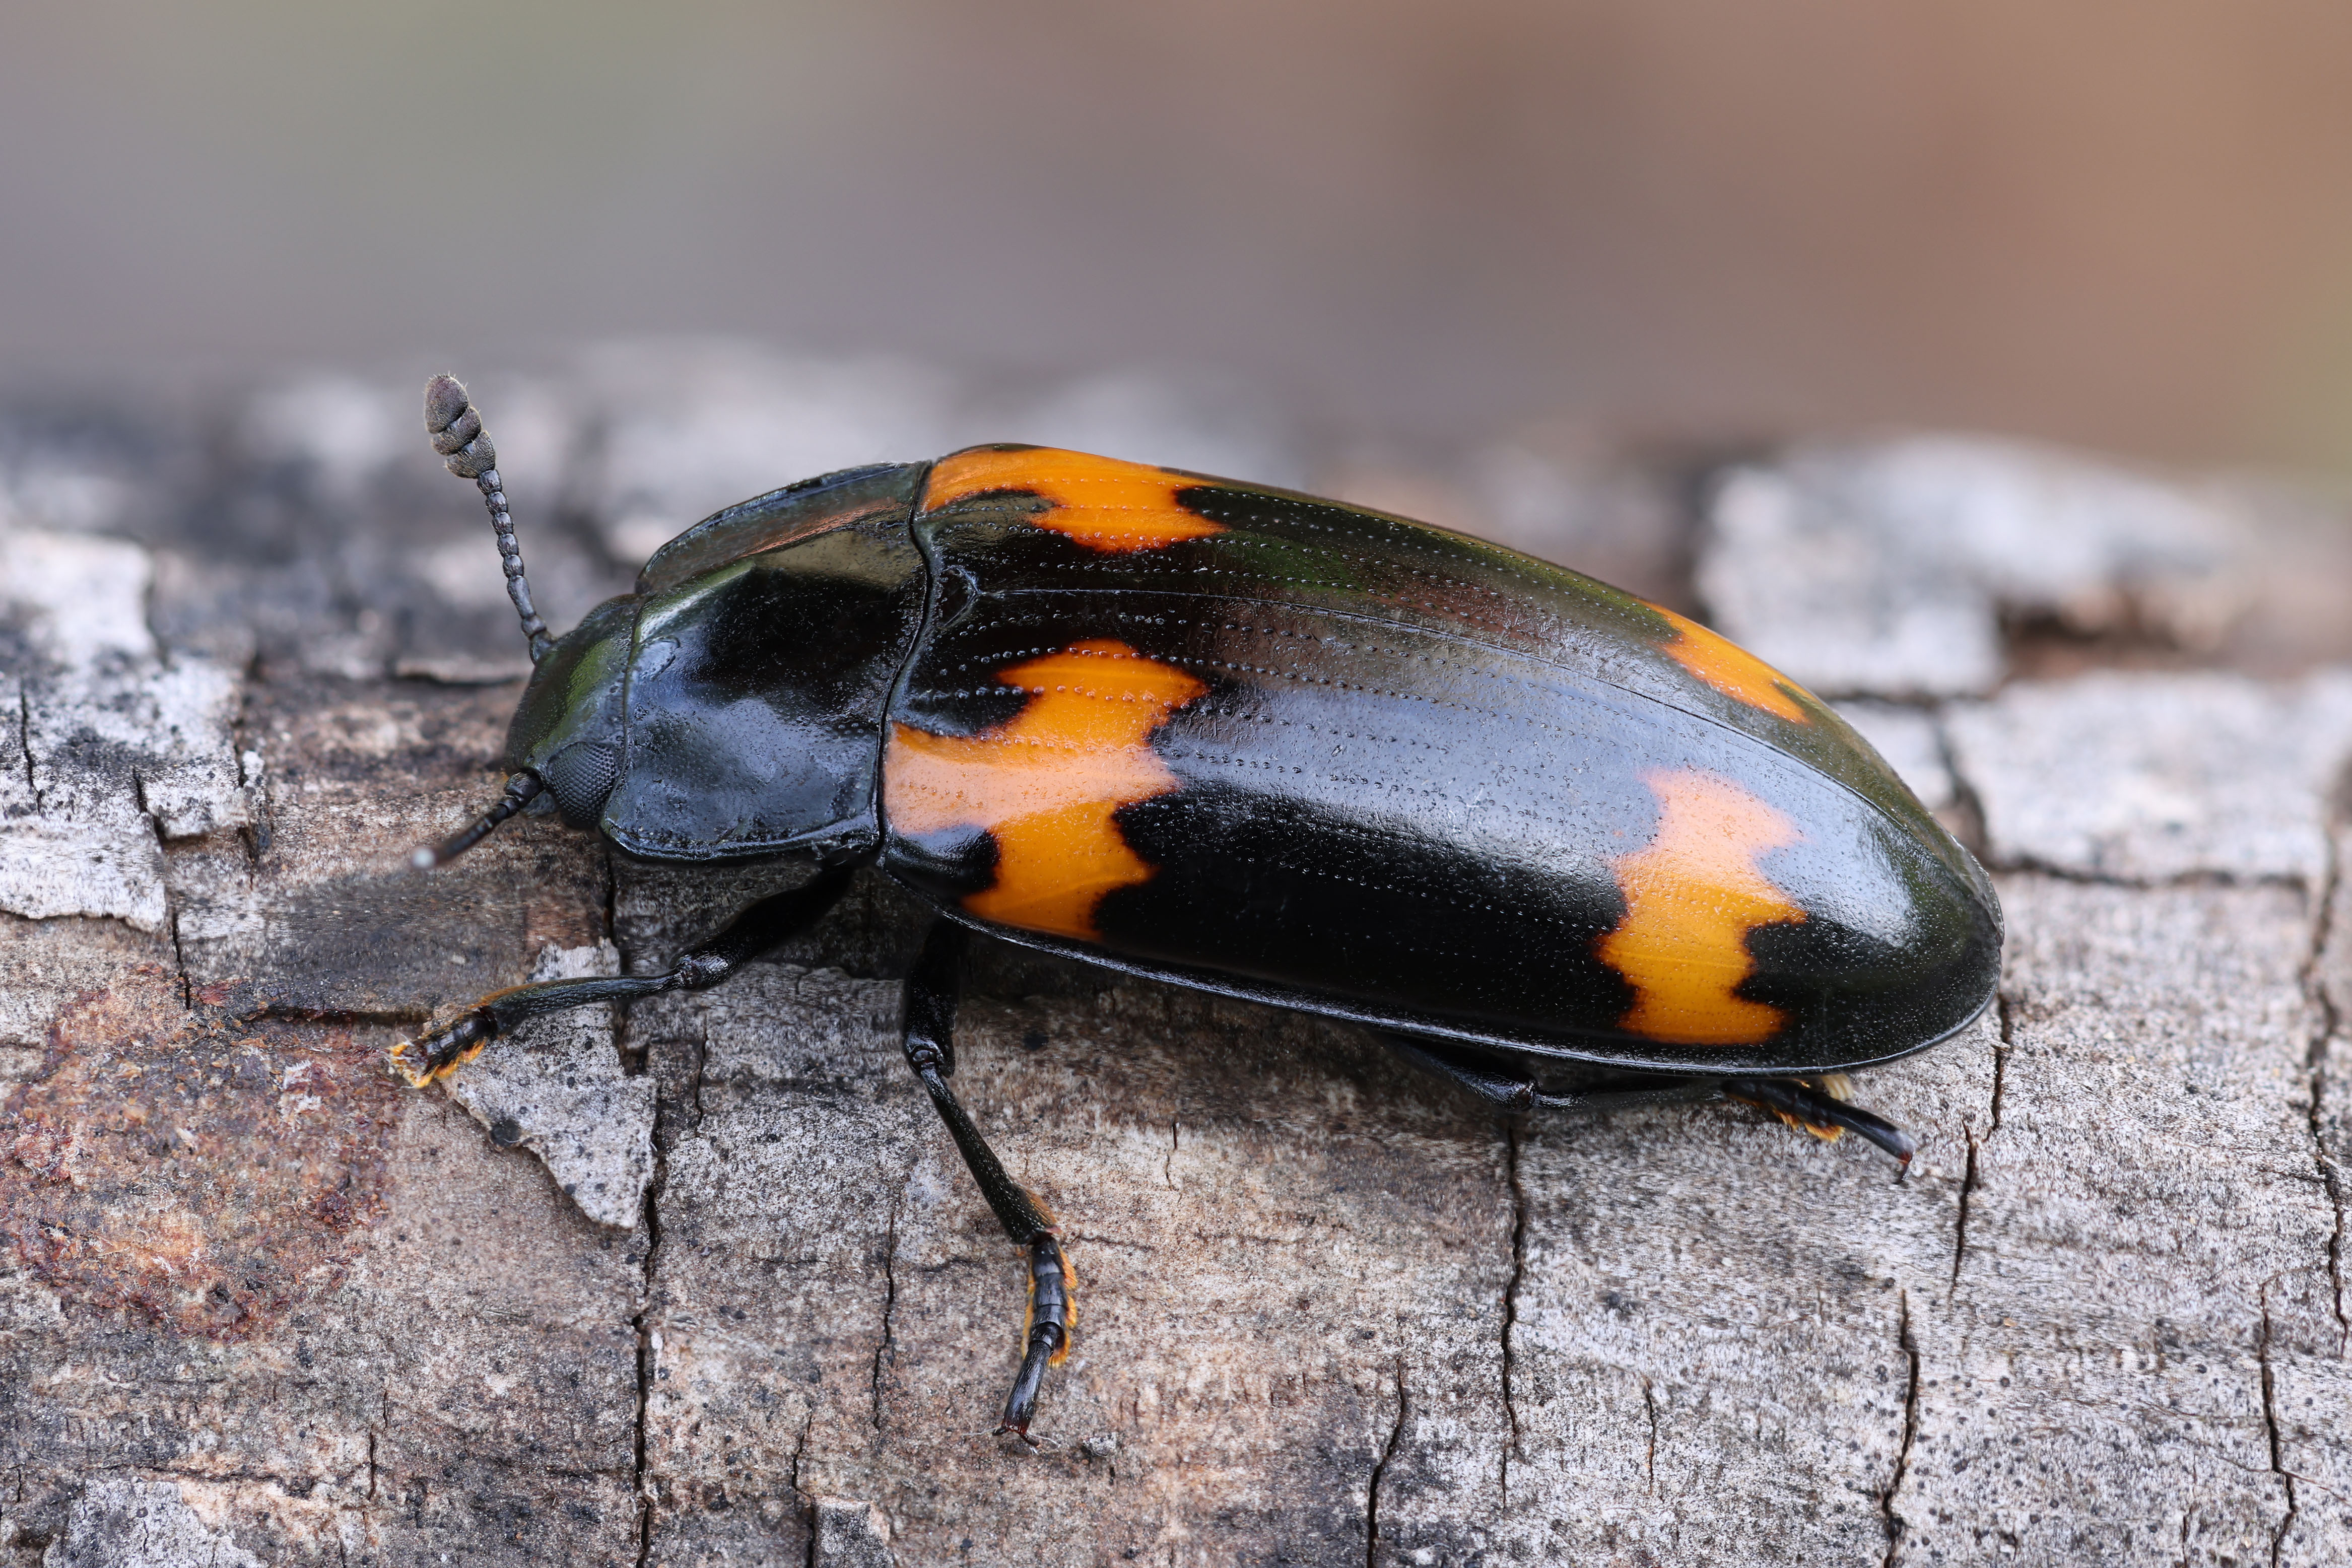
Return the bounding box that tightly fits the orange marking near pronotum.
[883,639,1207,941]
[920,447,1226,553]
[1598,768,1806,1046]
[1648,605,1810,724]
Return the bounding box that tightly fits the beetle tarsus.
[1723,1076,1917,1164]
[1378,1033,1543,1111]
[1529,1079,1731,1115]
[995,1234,1071,1443]
[390,1006,498,1087]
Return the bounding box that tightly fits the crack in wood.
[1949,1130,1982,1293]
[1990,992,2012,1132]
[689,1013,711,1134]
[790,1401,818,1560]
[871,1189,901,1433]
[1880,1289,1920,1568]
[18,684,40,810]
[2316,1074,2350,1356]
[167,906,191,1010]
[1640,1375,1658,1495]
[2299,822,2350,1351]
[230,678,264,867]
[2259,1280,2297,1568]
[140,769,195,1015]
[789,1405,813,1502]
[1364,1358,1406,1568]
[1951,998,2012,1292]
[1984,859,2315,892]
[253,1002,437,1027]
[631,994,668,1568]
[1500,1120,1526,1508]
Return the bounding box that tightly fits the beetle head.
[410,592,638,870]
[502,592,638,830]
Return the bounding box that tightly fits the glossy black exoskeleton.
[392,376,2001,1443]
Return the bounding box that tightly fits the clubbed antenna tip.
[424,374,553,661]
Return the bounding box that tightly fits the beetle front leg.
[390,864,858,1085]
[898,917,1071,1444]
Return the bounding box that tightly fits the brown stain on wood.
[1,966,398,1337]
[1649,604,1811,723]
[884,639,1207,941]
[920,447,1227,553]
[1598,768,1806,1046]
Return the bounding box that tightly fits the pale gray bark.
[4,366,2349,1566]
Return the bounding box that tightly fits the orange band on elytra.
[885,640,1208,940]
[1598,768,1806,1046]
[1649,606,1809,724]
[921,448,1226,554]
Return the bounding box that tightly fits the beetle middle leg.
[391,863,858,1085]
[1377,1032,1915,1163]
[898,917,1071,1445]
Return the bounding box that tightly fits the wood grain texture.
[4,378,2350,1565]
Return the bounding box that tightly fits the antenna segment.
[410,771,544,870]
[424,374,553,663]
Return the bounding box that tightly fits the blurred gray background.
[15,12,2352,1565]
[11,1,2352,468]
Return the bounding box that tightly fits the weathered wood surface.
[4,359,2351,1565]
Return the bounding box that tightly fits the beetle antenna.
[411,772,544,870]
[423,374,554,663]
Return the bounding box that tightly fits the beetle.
[392,375,2001,1443]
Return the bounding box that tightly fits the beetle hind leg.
[1376,1032,1725,1117]
[1722,1075,1917,1164]
[898,918,1071,1444]
[1375,1032,1915,1164]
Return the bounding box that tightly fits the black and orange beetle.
[393,376,2001,1442]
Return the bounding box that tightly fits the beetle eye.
[540,740,621,830]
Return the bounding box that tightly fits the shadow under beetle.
[392,375,2002,1442]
